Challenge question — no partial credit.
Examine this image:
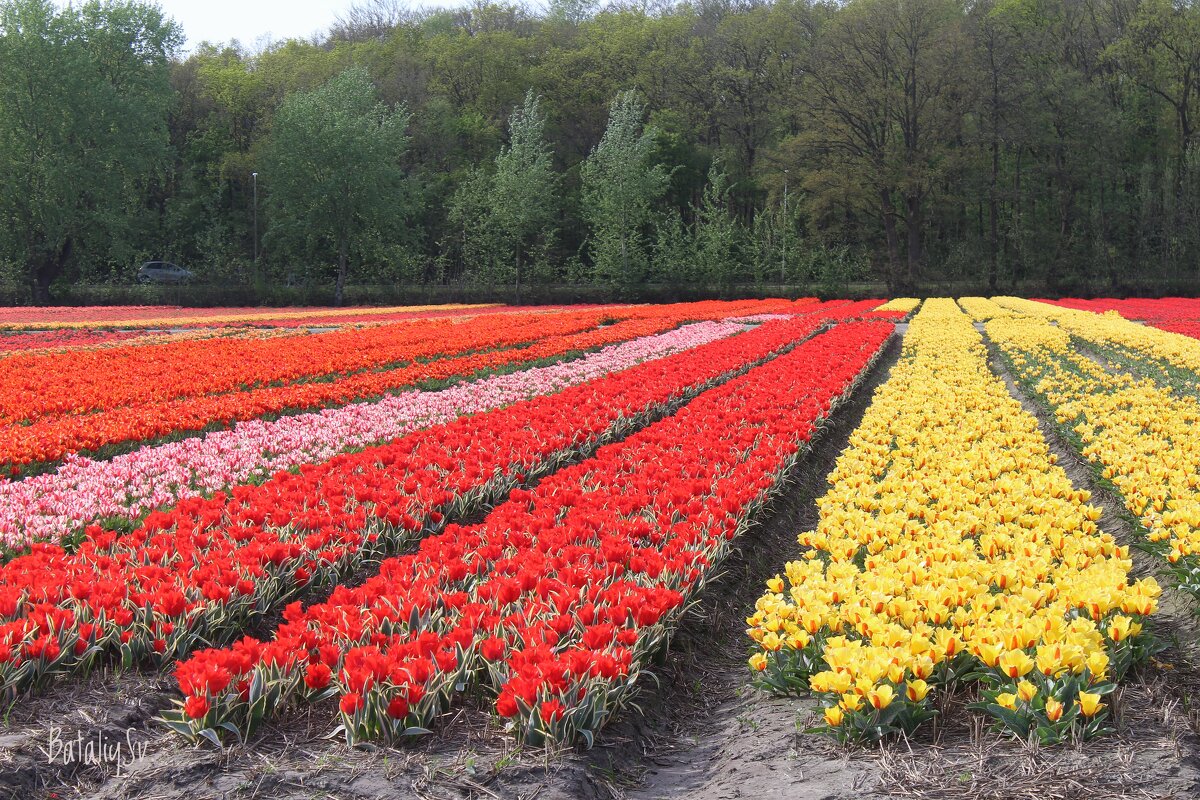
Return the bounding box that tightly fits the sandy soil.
[2,327,1199,800]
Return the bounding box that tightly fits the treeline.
[0,0,1197,303]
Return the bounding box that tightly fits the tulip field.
[2,298,1200,799]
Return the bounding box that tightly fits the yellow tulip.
[749,652,768,671]
[867,684,896,710]
[1036,645,1068,677]
[998,649,1035,679]
[1017,680,1037,703]
[995,692,1017,710]
[905,679,931,702]
[1077,691,1105,717]
[787,630,811,649]
[766,575,785,594]
[1045,697,1064,722]
[1107,615,1140,643]
[978,642,1003,668]
[1086,650,1109,680]
[824,705,845,727]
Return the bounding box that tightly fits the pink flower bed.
[0,321,745,549]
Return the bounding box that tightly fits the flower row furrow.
[0,320,747,549]
[984,310,1200,603]
[166,319,894,746]
[0,307,617,426]
[0,303,500,330]
[0,310,710,474]
[747,299,1159,745]
[0,313,827,702]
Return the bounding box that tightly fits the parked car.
[136,261,194,285]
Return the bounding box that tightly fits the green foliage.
[1,0,1199,300]
[581,90,669,289]
[0,0,181,300]
[262,67,417,304]
[650,208,692,285]
[693,162,743,286]
[449,90,560,289]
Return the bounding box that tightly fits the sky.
[152,0,371,52]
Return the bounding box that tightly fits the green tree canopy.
[581,90,669,288]
[0,0,181,301]
[262,67,416,304]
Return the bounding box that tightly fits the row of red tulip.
[1039,297,1200,324]
[165,320,894,746]
[0,312,829,703]
[0,302,814,473]
[0,308,607,423]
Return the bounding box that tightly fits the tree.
[581,90,669,287]
[1107,0,1199,190]
[491,90,560,292]
[792,0,965,290]
[262,68,415,304]
[446,90,559,290]
[693,161,743,285]
[446,167,502,285]
[0,0,181,302]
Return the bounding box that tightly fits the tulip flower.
[905,679,930,702]
[998,649,1035,678]
[867,684,896,710]
[1077,691,1105,717]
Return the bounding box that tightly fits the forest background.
[0,0,1197,305]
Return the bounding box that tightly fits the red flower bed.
[0,300,812,472]
[166,319,893,745]
[1039,297,1200,323]
[0,329,153,353]
[1036,297,1200,340]
[0,311,834,702]
[1152,320,1200,339]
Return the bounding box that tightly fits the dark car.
[136,261,194,285]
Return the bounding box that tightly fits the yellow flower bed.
[994,296,1200,381]
[748,299,1159,743]
[986,311,1200,596]
[957,296,1020,321]
[875,298,921,313]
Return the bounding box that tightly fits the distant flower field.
[2,296,1196,768]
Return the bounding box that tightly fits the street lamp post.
[251,172,258,272]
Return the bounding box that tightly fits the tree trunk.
[905,192,922,289]
[988,137,1000,292]
[335,238,348,307]
[879,188,902,292]
[31,238,72,305]
[515,250,523,305]
[32,267,54,305]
